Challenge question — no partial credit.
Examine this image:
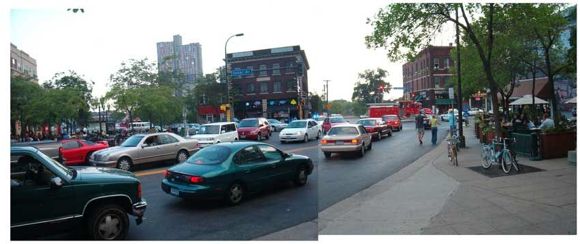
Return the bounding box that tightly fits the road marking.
[135,144,320,177]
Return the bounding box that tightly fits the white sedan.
[279,119,322,143]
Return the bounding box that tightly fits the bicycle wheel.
[510,150,520,172]
[501,151,512,174]
[481,146,492,169]
[452,146,459,166]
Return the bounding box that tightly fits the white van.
[131,122,152,132]
[189,122,238,147]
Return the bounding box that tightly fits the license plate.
[170,188,180,196]
[336,141,344,145]
[240,135,246,139]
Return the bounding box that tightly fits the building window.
[247,66,254,77]
[272,63,280,76]
[444,58,450,69]
[260,82,268,93]
[247,83,255,94]
[433,58,439,70]
[434,77,441,88]
[286,63,295,74]
[259,64,267,76]
[287,79,297,92]
[273,81,281,92]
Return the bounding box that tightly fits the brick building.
[227,46,309,121]
[402,45,454,113]
[10,43,38,83]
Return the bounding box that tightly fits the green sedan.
[161,142,313,205]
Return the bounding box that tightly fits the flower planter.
[540,131,576,159]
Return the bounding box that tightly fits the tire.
[316,131,321,140]
[272,127,276,132]
[452,148,458,166]
[257,133,262,141]
[86,204,129,240]
[481,147,492,169]
[388,130,393,137]
[293,165,308,186]
[324,152,331,159]
[367,141,372,150]
[116,157,133,172]
[225,182,244,205]
[303,134,309,143]
[377,132,382,141]
[501,151,512,174]
[358,145,365,157]
[511,151,520,172]
[176,150,189,164]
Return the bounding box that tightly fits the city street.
[318,119,449,210]
[125,133,319,240]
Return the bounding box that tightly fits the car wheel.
[225,182,244,205]
[368,141,373,150]
[377,132,382,140]
[293,165,308,186]
[87,204,129,240]
[358,145,365,157]
[389,130,393,137]
[316,131,321,140]
[116,157,133,171]
[303,134,309,143]
[176,150,189,164]
[257,133,262,141]
[324,152,331,159]
[272,127,276,132]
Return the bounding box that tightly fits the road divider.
[136,143,320,177]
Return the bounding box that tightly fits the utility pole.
[455,6,465,148]
[323,80,330,115]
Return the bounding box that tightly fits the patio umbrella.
[509,94,549,106]
[565,97,576,104]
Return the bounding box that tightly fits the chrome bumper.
[132,199,147,225]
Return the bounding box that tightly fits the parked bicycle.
[481,137,519,174]
[447,129,459,166]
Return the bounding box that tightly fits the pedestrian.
[416,112,425,145]
[430,115,440,145]
[538,113,555,130]
[448,109,457,136]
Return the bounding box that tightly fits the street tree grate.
[467,164,545,178]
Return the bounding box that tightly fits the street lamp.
[225,33,244,122]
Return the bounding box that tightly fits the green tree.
[11,76,43,138]
[352,68,391,104]
[309,93,323,114]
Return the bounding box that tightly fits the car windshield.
[287,121,307,128]
[357,120,376,126]
[268,119,280,124]
[120,135,144,147]
[330,117,346,123]
[384,115,398,121]
[239,119,258,128]
[197,125,220,135]
[186,146,231,165]
[328,127,359,136]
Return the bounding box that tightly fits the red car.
[237,118,272,140]
[356,118,392,140]
[383,114,403,131]
[322,117,349,133]
[59,139,109,166]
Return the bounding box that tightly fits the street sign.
[232,69,252,76]
[393,87,404,90]
[449,87,454,100]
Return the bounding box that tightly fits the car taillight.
[351,139,359,144]
[164,170,170,178]
[189,176,204,183]
[137,183,142,199]
[321,140,327,144]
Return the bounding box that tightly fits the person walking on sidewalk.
[448,109,457,135]
[416,111,426,145]
[430,115,440,145]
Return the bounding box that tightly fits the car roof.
[203,122,234,125]
[11,146,40,153]
[331,124,357,128]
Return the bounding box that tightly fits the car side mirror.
[50,177,64,189]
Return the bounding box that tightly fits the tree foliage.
[352,68,392,104]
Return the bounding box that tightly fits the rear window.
[357,120,376,126]
[239,119,258,128]
[330,117,346,123]
[186,146,231,165]
[384,115,398,121]
[328,127,359,136]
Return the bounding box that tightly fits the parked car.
[11,147,147,240]
[267,119,288,132]
[279,119,322,143]
[188,122,238,147]
[161,142,313,205]
[59,139,109,166]
[188,123,201,134]
[440,109,459,122]
[89,132,199,171]
[356,118,392,140]
[322,116,349,133]
[382,114,403,131]
[467,108,483,116]
[320,124,372,158]
[237,118,272,141]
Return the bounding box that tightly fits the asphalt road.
[318,119,450,211]
[125,133,319,240]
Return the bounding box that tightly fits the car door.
[256,144,288,181]
[158,134,179,161]
[226,123,237,141]
[307,121,318,137]
[233,146,274,191]
[137,135,161,164]
[358,125,371,147]
[11,152,77,227]
[62,140,83,163]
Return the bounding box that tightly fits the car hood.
[72,166,138,182]
[94,146,134,156]
[237,127,258,132]
[281,128,306,134]
[169,162,228,178]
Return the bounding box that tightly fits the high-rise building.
[10,43,38,83]
[156,35,203,94]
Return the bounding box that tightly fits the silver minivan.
[188,122,239,147]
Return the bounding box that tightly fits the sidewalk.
[319,132,576,235]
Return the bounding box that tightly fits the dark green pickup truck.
[10,146,147,240]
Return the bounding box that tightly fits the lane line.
[135,144,319,177]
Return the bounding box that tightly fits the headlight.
[296,131,303,135]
